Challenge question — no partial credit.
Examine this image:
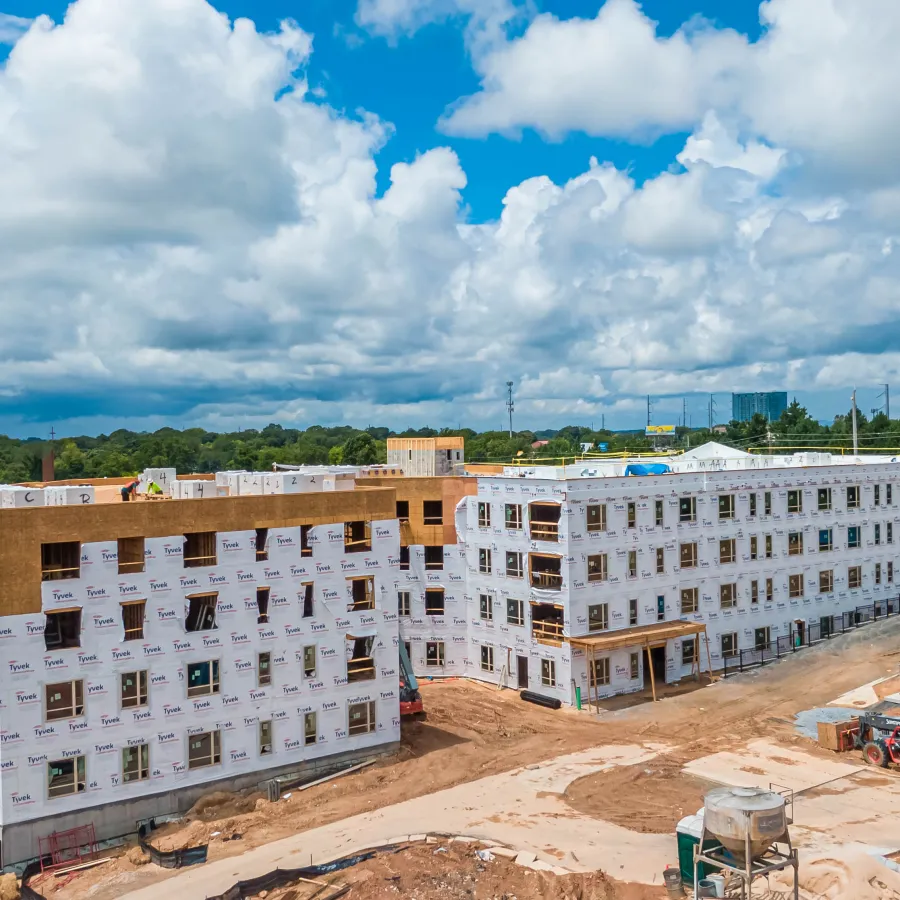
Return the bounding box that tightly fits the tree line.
[0,400,896,484]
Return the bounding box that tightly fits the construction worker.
[120,479,140,502]
[146,481,163,497]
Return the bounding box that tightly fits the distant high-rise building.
[732,391,788,423]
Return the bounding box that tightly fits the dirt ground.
[263,843,665,900]
[48,617,900,900]
[564,751,714,833]
[145,680,611,854]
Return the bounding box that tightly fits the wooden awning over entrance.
[569,620,707,651]
[570,620,710,709]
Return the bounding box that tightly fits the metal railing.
[723,597,900,676]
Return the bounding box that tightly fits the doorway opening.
[516,655,529,689]
[649,645,667,686]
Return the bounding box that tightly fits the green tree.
[340,433,378,465]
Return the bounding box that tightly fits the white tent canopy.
[681,441,752,461]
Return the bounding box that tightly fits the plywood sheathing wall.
[356,476,477,545]
[0,487,397,616]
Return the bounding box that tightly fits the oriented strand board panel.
[356,476,477,545]
[0,487,396,616]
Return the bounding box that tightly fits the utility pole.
[647,395,652,427]
[878,383,890,419]
[682,397,687,430]
[601,413,605,431]
[851,389,859,455]
[43,427,56,482]
[708,394,716,432]
[506,381,514,438]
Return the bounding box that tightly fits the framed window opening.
[44,608,81,650]
[183,532,216,568]
[121,601,145,641]
[123,743,149,783]
[117,537,145,575]
[187,660,220,698]
[46,680,84,721]
[188,730,221,769]
[423,500,443,526]
[121,670,148,709]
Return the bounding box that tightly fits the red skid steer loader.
[854,713,900,768]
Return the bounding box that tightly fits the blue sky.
[0,0,898,439]
[3,0,764,224]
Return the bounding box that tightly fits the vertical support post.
[646,643,657,702]
[704,628,714,684]
[587,645,594,714]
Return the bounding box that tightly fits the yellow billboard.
[645,425,676,436]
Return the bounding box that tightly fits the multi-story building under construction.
[1,442,899,864]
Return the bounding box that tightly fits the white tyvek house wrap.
[456,482,574,704]
[403,462,900,707]
[394,539,468,678]
[0,519,401,826]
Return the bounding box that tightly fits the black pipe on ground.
[519,690,562,710]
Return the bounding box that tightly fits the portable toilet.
[675,811,719,885]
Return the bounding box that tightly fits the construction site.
[1,438,900,899]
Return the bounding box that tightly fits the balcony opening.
[41,541,81,582]
[530,553,562,591]
[344,521,371,553]
[529,502,560,542]
[117,537,145,575]
[425,588,445,616]
[399,546,410,570]
[184,532,217,568]
[185,593,218,632]
[424,546,444,570]
[347,635,376,683]
[255,528,269,562]
[301,525,313,557]
[531,602,564,644]
[348,576,375,611]
[44,609,81,650]
[423,500,443,525]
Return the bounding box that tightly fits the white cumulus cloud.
[0,12,31,45]
[0,0,899,435]
[440,0,900,187]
